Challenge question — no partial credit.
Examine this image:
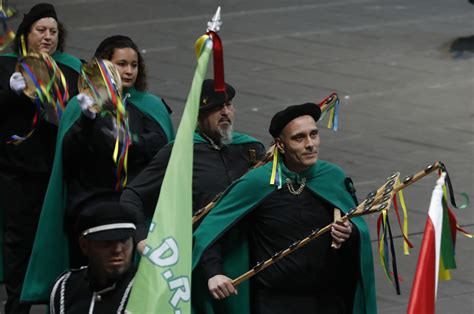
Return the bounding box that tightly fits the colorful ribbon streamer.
[438,162,470,210]
[0,0,15,51]
[269,146,282,189]
[391,187,414,255]
[82,58,131,191]
[8,54,69,144]
[437,166,471,239]
[377,210,401,294]
[98,59,130,191]
[318,92,340,131]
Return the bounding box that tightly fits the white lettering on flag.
[144,237,179,267]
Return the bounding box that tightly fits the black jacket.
[121,132,265,219]
[50,266,136,314]
[62,102,169,224]
[0,55,79,175]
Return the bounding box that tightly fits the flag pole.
[125,8,221,314]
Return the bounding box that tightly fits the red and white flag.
[407,173,446,314]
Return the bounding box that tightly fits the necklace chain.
[200,132,223,150]
[286,177,306,195]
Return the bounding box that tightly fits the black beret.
[269,103,321,138]
[16,3,58,38]
[200,79,235,112]
[77,201,138,241]
[94,35,135,57]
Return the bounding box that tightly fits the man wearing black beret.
[191,103,377,314]
[49,202,137,313]
[121,79,265,230]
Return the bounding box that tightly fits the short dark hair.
[11,20,67,54]
[94,35,147,91]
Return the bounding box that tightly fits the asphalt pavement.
[2,0,473,313]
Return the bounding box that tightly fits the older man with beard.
[120,79,265,237]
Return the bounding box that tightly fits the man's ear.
[275,138,285,154]
[79,238,89,256]
[196,113,206,130]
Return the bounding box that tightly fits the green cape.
[0,51,80,282]
[21,88,175,302]
[1,51,82,73]
[192,160,377,314]
[193,132,261,145]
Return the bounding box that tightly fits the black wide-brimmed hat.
[200,79,235,112]
[269,103,321,138]
[16,3,58,38]
[77,202,138,241]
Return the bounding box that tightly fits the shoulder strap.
[49,270,72,314]
[117,278,134,313]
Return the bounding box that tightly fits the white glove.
[9,72,26,95]
[77,93,96,119]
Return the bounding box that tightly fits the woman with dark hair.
[61,35,174,229]
[94,35,148,91]
[0,3,80,313]
[22,35,175,304]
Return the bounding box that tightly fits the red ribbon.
[318,92,337,107]
[208,31,225,92]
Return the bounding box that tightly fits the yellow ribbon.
[113,122,119,163]
[326,107,335,129]
[122,142,129,187]
[379,210,391,281]
[269,147,279,185]
[398,188,410,255]
[20,34,27,56]
[457,225,473,238]
[438,255,452,281]
[195,34,210,59]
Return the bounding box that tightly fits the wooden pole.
[231,162,442,287]
[192,193,222,224]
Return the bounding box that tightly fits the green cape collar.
[192,160,377,314]
[124,87,175,141]
[193,131,261,145]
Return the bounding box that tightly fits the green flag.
[126,40,212,313]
